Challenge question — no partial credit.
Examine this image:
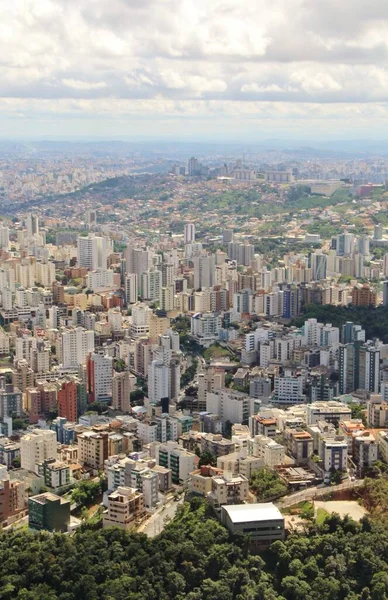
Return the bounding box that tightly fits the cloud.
[62,79,108,90]
[1,0,388,137]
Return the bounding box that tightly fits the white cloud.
[1,0,388,136]
[62,79,108,90]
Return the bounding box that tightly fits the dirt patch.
[314,500,368,521]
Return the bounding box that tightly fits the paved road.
[139,497,184,538]
[278,479,363,508]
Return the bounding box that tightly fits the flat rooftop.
[222,502,283,523]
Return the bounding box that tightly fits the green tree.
[198,451,217,467]
[250,467,288,501]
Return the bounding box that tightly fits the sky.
[2,0,388,141]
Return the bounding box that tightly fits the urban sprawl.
[0,144,388,546]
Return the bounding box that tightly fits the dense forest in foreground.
[1,499,388,600]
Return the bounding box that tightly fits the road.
[138,496,184,538]
[278,478,363,508]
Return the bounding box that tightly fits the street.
[138,496,184,538]
[278,478,363,508]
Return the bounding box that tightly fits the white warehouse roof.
[222,503,283,523]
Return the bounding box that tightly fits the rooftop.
[222,502,283,523]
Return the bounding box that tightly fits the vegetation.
[315,507,329,525]
[250,467,288,501]
[114,359,126,373]
[12,418,28,430]
[349,403,367,424]
[71,477,106,508]
[197,450,217,468]
[1,499,388,599]
[180,358,198,388]
[130,389,145,406]
[361,473,388,521]
[203,344,233,361]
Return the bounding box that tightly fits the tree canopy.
[1,498,388,600]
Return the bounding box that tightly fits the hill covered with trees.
[1,499,388,600]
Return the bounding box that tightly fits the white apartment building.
[191,312,222,345]
[368,394,388,427]
[108,308,122,333]
[306,401,352,426]
[184,223,196,245]
[248,435,285,468]
[78,431,108,469]
[35,261,56,287]
[130,303,151,336]
[78,234,113,270]
[86,269,115,291]
[206,389,255,426]
[319,437,348,472]
[148,359,169,403]
[60,327,95,368]
[155,441,196,484]
[20,429,57,474]
[273,375,304,405]
[354,432,378,469]
[137,421,158,445]
[125,273,138,304]
[193,254,215,290]
[88,352,113,402]
[141,268,162,302]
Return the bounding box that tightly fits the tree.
[250,467,288,501]
[114,359,126,372]
[198,451,217,467]
[130,389,145,406]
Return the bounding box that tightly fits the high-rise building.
[0,380,23,419]
[383,280,388,307]
[141,268,161,302]
[188,157,200,176]
[78,431,109,469]
[86,352,113,403]
[60,327,95,368]
[125,246,153,278]
[184,223,196,244]
[193,254,215,290]
[341,322,365,344]
[26,215,39,238]
[125,273,138,305]
[358,236,370,256]
[57,380,78,423]
[358,346,380,393]
[112,371,135,413]
[20,429,57,474]
[0,223,9,249]
[310,252,327,281]
[148,359,169,404]
[336,232,354,256]
[77,233,113,270]
[160,262,174,287]
[374,223,383,240]
[160,285,175,312]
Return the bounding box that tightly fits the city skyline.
[2,0,388,140]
